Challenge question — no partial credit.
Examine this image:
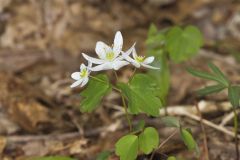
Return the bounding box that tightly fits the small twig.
[182,110,240,139]
[150,129,178,160]
[110,102,238,139]
[195,102,209,160]
[220,111,235,126]
[220,110,240,127]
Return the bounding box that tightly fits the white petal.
[122,53,140,68]
[90,63,112,71]
[122,53,136,64]
[113,31,123,56]
[132,61,141,68]
[81,77,89,87]
[143,56,154,64]
[80,63,86,70]
[87,61,92,68]
[82,53,105,64]
[95,41,112,59]
[115,55,124,61]
[141,63,160,69]
[112,60,129,70]
[132,47,138,59]
[71,72,80,80]
[122,42,136,56]
[70,79,83,88]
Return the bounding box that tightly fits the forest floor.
[0,0,240,160]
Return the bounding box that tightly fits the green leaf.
[228,85,240,108]
[167,156,177,160]
[139,127,159,154]
[118,74,163,116]
[115,135,139,160]
[197,84,226,96]
[180,128,197,151]
[166,26,203,63]
[147,51,170,105]
[146,24,166,50]
[96,151,111,160]
[187,67,225,85]
[134,120,145,132]
[146,25,169,104]
[148,23,158,36]
[208,63,229,86]
[30,156,75,160]
[162,116,180,128]
[80,74,112,112]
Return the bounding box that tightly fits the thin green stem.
[121,94,132,132]
[114,70,133,133]
[233,108,239,160]
[114,71,119,81]
[129,68,137,82]
[89,75,121,92]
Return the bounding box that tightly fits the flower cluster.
[71,31,159,88]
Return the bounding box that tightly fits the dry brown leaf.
[69,139,88,154]
[0,136,6,154]
[9,100,50,132]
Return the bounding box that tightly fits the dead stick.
[195,102,210,160]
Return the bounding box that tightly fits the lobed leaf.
[180,128,197,151]
[118,74,163,116]
[166,26,203,63]
[80,74,112,112]
[138,127,159,154]
[115,135,139,160]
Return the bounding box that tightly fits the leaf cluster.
[162,116,198,152]
[115,127,159,160]
[146,24,203,104]
[187,63,240,108]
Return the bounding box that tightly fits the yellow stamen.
[80,68,87,78]
[106,52,114,61]
[136,56,145,63]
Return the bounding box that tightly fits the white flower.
[82,31,129,71]
[122,46,160,69]
[70,62,92,88]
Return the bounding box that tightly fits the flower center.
[80,68,88,78]
[106,52,114,61]
[136,56,145,63]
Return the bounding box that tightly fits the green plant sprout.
[146,24,203,105]
[187,62,240,159]
[34,29,202,160]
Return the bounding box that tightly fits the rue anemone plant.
[32,27,203,160]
